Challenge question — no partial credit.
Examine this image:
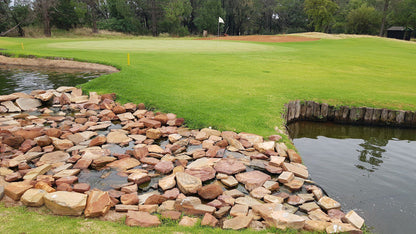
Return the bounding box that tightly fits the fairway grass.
[0,36,415,138]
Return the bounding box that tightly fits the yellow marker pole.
[127,53,130,66]
[21,42,24,50]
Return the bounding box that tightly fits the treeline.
[1,0,415,37]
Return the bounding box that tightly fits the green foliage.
[347,5,380,34]
[276,0,309,33]
[51,0,81,30]
[194,0,225,34]
[389,0,416,30]
[160,0,193,36]
[304,0,339,32]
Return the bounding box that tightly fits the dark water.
[288,121,416,234]
[0,66,104,95]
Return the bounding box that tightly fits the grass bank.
[0,203,307,234]
[0,36,415,138]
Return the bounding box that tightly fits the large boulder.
[4,182,33,201]
[44,191,87,216]
[21,189,47,207]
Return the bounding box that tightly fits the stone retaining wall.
[285,100,416,128]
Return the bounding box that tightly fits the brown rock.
[318,196,341,210]
[223,216,253,230]
[89,135,107,147]
[235,170,271,191]
[115,204,139,212]
[91,156,117,169]
[73,183,90,193]
[201,213,218,227]
[35,181,56,193]
[162,188,180,200]
[179,216,198,227]
[197,183,223,200]
[146,128,162,139]
[5,182,32,200]
[139,204,158,213]
[343,210,365,229]
[20,189,47,206]
[56,183,73,192]
[44,191,87,216]
[84,190,113,218]
[304,220,330,231]
[56,176,78,186]
[121,193,139,205]
[282,162,308,179]
[287,149,302,163]
[214,158,246,175]
[144,194,167,205]
[154,161,174,174]
[127,173,150,185]
[108,157,141,171]
[184,166,216,182]
[73,158,92,169]
[35,135,52,147]
[125,211,161,227]
[176,172,202,194]
[139,118,161,128]
[161,210,181,220]
[284,178,304,191]
[230,204,249,217]
[250,187,271,199]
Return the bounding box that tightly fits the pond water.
[0,66,105,95]
[288,121,416,234]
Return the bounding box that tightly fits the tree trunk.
[379,0,390,37]
[43,9,51,37]
[150,0,158,36]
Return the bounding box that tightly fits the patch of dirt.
[292,32,376,39]
[199,35,320,43]
[0,55,119,73]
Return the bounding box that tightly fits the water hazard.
[288,121,416,234]
[0,66,105,95]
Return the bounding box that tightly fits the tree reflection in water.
[356,137,387,172]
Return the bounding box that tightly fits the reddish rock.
[198,183,223,200]
[112,105,126,114]
[133,147,148,159]
[3,135,24,148]
[13,129,43,140]
[4,182,33,200]
[163,188,180,200]
[265,164,283,174]
[73,183,90,193]
[214,158,246,175]
[35,181,56,193]
[185,166,216,182]
[154,114,168,124]
[140,118,161,128]
[121,193,139,205]
[287,149,302,163]
[5,172,22,182]
[269,135,282,141]
[154,161,174,174]
[45,128,62,138]
[127,173,151,185]
[56,176,78,186]
[84,190,113,218]
[206,146,220,157]
[56,183,73,192]
[328,209,346,220]
[73,158,92,169]
[101,93,116,101]
[35,135,52,147]
[235,170,271,191]
[144,194,167,205]
[140,157,159,165]
[125,211,161,227]
[161,210,181,220]
[89,135,107,147]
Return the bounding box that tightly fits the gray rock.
[15,98,41,111]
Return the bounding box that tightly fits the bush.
[347,5,380,35]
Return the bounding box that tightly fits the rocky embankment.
[0,87,364,232]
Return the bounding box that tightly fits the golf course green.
[1,35,415,139]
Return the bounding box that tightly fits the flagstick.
[218,21,220,38]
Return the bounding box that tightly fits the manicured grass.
[0,203,306,234]
[0,36,415,138]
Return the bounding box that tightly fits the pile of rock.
[0,87,364,232]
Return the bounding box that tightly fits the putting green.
[46,39,293,53]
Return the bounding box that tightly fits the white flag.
[218,17,224,24]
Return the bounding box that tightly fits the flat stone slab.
[15,98,41,111]
[44,191,87,216]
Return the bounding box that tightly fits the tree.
[35,0,57,37]
[379,0,389,36]
[160,0,192,36]
[223,0,255,35]
[194,0,224,34]
[347,5,380,34]
[276,0,308,33]
[0,0,32,37]
[51,0,80,30]
[304,0,339,32]
[389,0,416,30]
